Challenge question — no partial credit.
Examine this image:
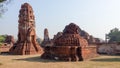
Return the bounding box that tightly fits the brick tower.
[41,28,52,47]
[44,28,50,42]
[10,3,43,55]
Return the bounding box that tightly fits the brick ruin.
[4,35,15,45]
[97,43,120,55]
[53,27,101,45]
[41,23,97,61]
[44,28,50,41]
[0,45,12,53]
[41,28,53,47]
[0,35,14,53]
[80,30,101,44]
[53,32,63,41]
[10,3,43,55]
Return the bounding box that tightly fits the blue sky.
[0,0,120,40]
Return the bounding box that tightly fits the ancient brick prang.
[41,28,53,47]
[10,3,43,55]
[41,23,97,61]
[44,28,49,41]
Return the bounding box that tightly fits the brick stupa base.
[41,46,97,61]
[10,42,43,55]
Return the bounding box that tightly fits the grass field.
[0,54,120,68]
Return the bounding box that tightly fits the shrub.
[0,35,6,43]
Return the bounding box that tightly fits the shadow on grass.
[0,63,3,65]
[0,52,10,56]
[91,58,120,62]
[12,56,64,63]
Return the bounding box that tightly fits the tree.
[0,0,6,2]
[0,0,12,17]
[36,37,43,45]
[107,28,120,43]
[0,35,6,46]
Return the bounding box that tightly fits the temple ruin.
[10,3,43,55]
[41,28,53,47]
[0,35,14,53]
[41,23,97,61]
[4,35,15,45]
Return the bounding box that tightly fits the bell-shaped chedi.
[10,3,43,55]
[41,23,97,61]
[63,23,81,34]
[55,23,88,47]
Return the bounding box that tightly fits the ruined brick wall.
[97,44,120,55]
[0,35,14,53]
[80,30,101,44]
[41,46,82,61]
[54,34,88,47]
[81,46,97,60]
[42,46,97,61]
[0,44,12,53]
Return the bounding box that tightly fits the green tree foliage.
[0,35,6,45]
[0,0,6,2]
[108,28,120,43]
[0,0,12,17]
[36,37,43,45]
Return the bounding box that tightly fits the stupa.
[41,23,97,61]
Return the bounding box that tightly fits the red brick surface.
[10,3,43,55]
[41,23,98,61]
[0,45,12,53]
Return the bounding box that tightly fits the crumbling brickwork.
[97,43,120,55]
[41,28,53,47]
[0,35,14,53]
[0,45,12,53]
[80,30,100,44]
[4,35,15,45]
[10,3,43,55]
[41,23,97,61]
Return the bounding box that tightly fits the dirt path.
[0,55,120,68]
